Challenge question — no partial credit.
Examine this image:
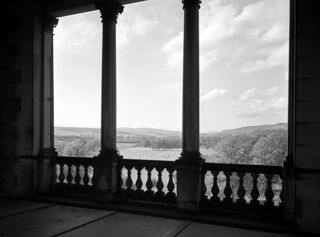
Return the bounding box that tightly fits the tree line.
[55,128,287,166]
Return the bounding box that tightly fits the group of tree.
[202,129,287,166]
[55,135,100,157]
[139,137,181,150]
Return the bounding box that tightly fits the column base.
[97,148,122,162]
[283,155,295,222]
[38,156,54,194]
[175,152,204,212]
[93,149,122,202]
[38,148,57,194]
[178,150,203,162]
[40,147,57,157]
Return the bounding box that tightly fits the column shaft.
[38,15,58,194]
[181,0,201,160]
[97,1,123,158]
[41,15,58,156]
[101,20,117,153]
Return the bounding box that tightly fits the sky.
[54,0,289,132]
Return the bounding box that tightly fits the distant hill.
[218,123,287,135]
[55,127,100,136]
[117,127,181,138]
[55,123,287,139]
[55,126,181,139]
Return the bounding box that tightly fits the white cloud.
[259,21,288,43]
[162,0,289,73]
[162,0,237,70]
[200,0,237,47]
[55,11,101,50]
[200,50,220,71]
[232,0,288,40]
[240,42,289,73]
[118,13,158,46]
[238,96,287,118]
[268,97,287,110]
[200,88,227,101]
[240,88,260,101]
[265,86,278,96]
[162,32,183,67]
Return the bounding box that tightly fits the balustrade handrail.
[203,162,283,175]
[119,158,175,168]
[54,156,93,165]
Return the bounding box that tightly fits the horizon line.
[54,122,288,133]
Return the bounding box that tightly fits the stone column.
[176,0,204,211]
[41,15,58,156]
[39,15,59,193]
[94,0,124,202]
[283,0,295,225]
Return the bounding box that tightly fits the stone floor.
[0,199,286,237]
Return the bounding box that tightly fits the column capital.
[96,1,124,23]
[44,15,59,34]
[182,0,201,9]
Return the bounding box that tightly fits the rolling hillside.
[55,126,181,139]
[55,123,287,138]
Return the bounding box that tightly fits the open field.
[117,143,220,161]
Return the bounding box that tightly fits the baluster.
[70,165,76,184]
[155,167,165,201]
[118,166,126,199]
[223,171,233,206]
[120,166,126,189]
[125,165,134,195]
[54,164,60,184]
[135,165,143,197]
[88,166,94,186]
[66,164,73,185]
[210,171,220,204]
[279,174,284,208]
[145,165,154,199]
[264,173,274,209]
[201,170,208,202]
[250,173,260,208]
[68,164,76,192]
[79,165,85,185]
[58,163,64,184]
[237,172,246,206]
[165,167,176,203]
[63,164,69,184]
